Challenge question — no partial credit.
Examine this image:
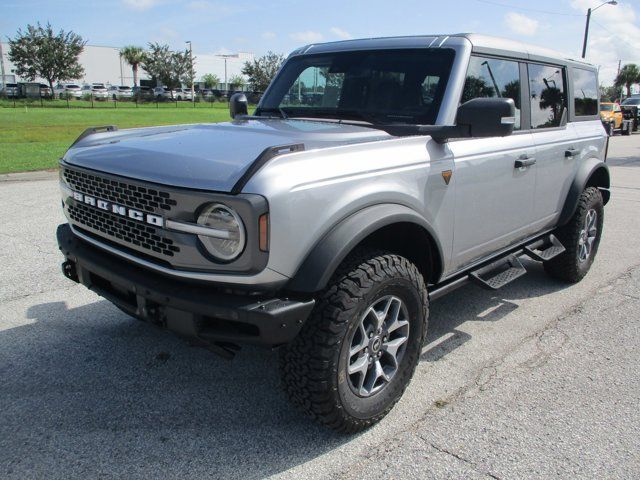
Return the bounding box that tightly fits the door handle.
[565,148,579,158]
[515,155,536,168]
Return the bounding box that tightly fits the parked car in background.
[600,102,631,135]
[90,83,109,100]
[132,86,153,100]
[58,84,83,99]
[153,86,177,100]
[39,84,52,98]
[108,85,133,99]
[176,88,194,101]
[600,102,622,134]
[1,83,20,98]
[621,96,640,132]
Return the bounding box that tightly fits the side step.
[469,254,527,290]
[523,234,565,262]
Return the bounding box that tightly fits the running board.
[469,254,527,290]
[523,234,565,262]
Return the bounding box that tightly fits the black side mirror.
[229,93,248,119]
[456,97,516,138]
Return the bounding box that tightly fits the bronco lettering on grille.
[71,190,164,227]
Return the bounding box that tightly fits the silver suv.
[56,34,609,432]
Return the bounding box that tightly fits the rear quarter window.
[572,68,598,116]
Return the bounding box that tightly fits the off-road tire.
[544,187,604,283]
[279,249,428,433]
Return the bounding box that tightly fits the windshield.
[258,49,454,125]
[622,98,640,105]
[601,104,614,111]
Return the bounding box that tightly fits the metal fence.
[0,95,235,109]
[0,92,262,109]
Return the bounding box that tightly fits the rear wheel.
[280,249,428,433]
[544,187,604,283]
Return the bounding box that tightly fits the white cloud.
[330,27,352,40]
[261,31,276,40]
[570,0,640,84]
[504,12,539,36]
[121,0,161,11]
[290,31,324,43]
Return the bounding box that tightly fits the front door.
[448,134,537,270]
[447,55,537,272]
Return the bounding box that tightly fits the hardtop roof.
[292,33,595,71]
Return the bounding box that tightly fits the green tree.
[120,45,145,87]
[141,43,194,89]
[229,74,245,90]
[8,22,85,91]
[614,64,640,98]
[600,84,619,102]
[202,73,220,89]
[241,51,284,92]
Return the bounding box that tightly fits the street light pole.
[581,1,617,59]
[186,40,194,103]
[216,54,235,100]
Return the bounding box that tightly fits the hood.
[63,119,391,192]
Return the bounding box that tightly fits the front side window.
[529,63,566,129]
[462,56,521,130]
[573,68,598,116]
[259,49,455,125]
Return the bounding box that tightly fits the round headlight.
[196,204,246,261]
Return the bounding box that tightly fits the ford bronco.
[57,34,609,432]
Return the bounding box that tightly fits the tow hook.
[62,260,79,283]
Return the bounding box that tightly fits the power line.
[474,0,581,17]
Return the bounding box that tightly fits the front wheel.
[280,249,428,433]
[544,187,604,283]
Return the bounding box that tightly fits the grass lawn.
[0,102,244,174]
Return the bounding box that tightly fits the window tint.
[573,68,598,116]
[462,56,521,130]
[529,64,566,129]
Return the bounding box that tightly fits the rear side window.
[529,64,566,129]
[462,56,521,130]
[572,68,598,116]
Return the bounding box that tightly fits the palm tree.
[120,45,145,87]
[614,64,640,98]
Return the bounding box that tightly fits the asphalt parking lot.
[1,135,639,479]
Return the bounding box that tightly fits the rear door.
[449,56,537,270]
[528,63,579,229]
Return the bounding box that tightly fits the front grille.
[68,203,180,256]
[63,167,177,214]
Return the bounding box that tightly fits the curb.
[0,169,58,183]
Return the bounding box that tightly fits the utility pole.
[0,40,6,86]
[186,41,194,103]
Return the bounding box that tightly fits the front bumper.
[57,223,314,346]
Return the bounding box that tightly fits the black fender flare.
[285,203,444,293]
[558,157,610,226]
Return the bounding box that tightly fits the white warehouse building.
[0,42,253,88]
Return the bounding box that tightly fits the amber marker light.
[259,214,269,252]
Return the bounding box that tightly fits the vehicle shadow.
[1,260,570,479]
[422,259,569,362]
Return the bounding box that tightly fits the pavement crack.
[426,440,502,479]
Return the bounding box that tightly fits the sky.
[2,0,640,84]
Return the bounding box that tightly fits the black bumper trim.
[57,223,314,346]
